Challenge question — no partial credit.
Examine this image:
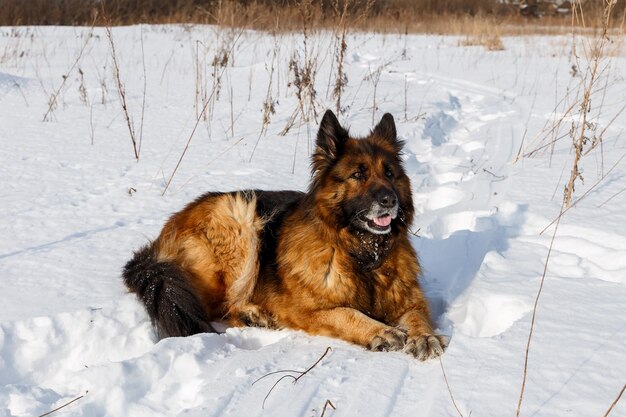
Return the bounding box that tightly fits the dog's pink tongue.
[374,215,392,227]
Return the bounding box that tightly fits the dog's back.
[123,190,302,338]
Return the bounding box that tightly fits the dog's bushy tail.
[122,243,215,338]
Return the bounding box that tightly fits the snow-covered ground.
[1,25,625,416]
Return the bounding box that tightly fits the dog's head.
[310,110,414,237]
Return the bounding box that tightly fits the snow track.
[1,26,625,416]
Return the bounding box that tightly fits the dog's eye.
[385,169,394,178]
[352,171,364,180]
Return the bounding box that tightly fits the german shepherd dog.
[123,110,448,360]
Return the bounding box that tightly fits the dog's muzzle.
[361,202,399,235]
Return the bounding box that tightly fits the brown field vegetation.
[1,0,625,35]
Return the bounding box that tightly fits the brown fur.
[155,192,272,327]
[123,111,448,360]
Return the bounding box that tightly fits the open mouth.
[369,214,391,229]
[362,213,394,234]
[356,202,399,235]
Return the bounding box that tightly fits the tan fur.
[156,193,267,325]
[261,217,433,346]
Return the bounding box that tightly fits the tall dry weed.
[280,0,320,136]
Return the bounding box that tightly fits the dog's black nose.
[376,189,397,208]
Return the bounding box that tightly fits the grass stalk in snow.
[42,27,92,122]
[249,39,279,162]
[564,0,617,207]
[172,137,244,195]
[262,42,279,131]
[403,74,408,121]
[228,69,234,138]
[253,346,332,409]
[331,0,351,115]
[97,66,109,105]
[205,27,240,139]
[194,40,202,120]
[105,25,139,161]
[540,148,626,235]
[439,358,465,417]
[320,399,336,417]
[516,199,565,417]
[77,67,88,105]
[89,101,95,145]
[138,25,147,156]
[280,0,319,136]
[38,392,85,417]
[603,383,626,417]
[366,64,383,125]
[598,186,626,208]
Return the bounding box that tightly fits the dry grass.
[563,0,619,207]
[514,1,624,416]
[458,15,506,50]
[2,0,625,36]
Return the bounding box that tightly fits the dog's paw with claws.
[367,327,408,352]
[403,334,449,361]
[233,305,278,329]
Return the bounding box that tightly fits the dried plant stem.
[564,0,616,207]
[332,0,349,115]
[598,186,626,208]
[520,90,580,160]
[249,42,279,162]
[162,88,215,195]
[38,393,85,417]
[89,101,95,144]
[540,148,626,235]
[194,40,202,119]
[603,383,626,417]
[439,358,465,417]
[253,346,331,409]
[106,25,139,160]
[564,75,593,207]
[228,71,234,138]
[280,0,319,136]
[173,137,244,194]
[42,28,92,122]
[586,100,626,156]
[334,28,347,114]
[138,25,147,156]
[516,199,565,417]
[367,65,383,125]
[320,399,336,417]
[403,75,408,121]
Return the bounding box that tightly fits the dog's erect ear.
[374,113,397,140]
[373,113,402,153]
[312,110,348,174]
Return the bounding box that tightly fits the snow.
[1,25,626,416]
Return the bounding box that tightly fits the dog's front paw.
[403,334,449,361]
[367,327,408,352]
